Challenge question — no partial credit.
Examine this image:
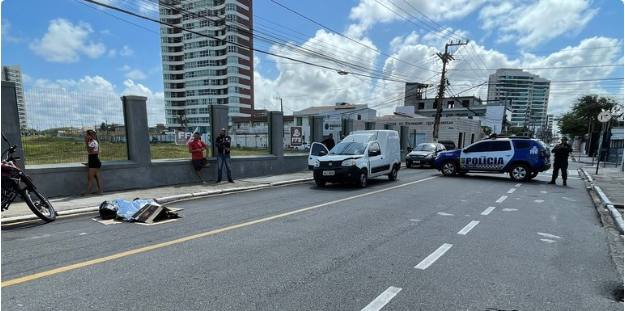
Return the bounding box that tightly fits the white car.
[291,142,310,151]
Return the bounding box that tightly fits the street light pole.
[274,96,283,113]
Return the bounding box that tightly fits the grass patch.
[19,135,306,165]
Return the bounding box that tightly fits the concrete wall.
[2,85,308,198]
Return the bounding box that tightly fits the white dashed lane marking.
[496,196,508,203]
[481,206,496,215]
[361,287,402,311]
[457,221,480,235]
[507,188,516,194]
[515,183,522,187]
[415,243,453,270]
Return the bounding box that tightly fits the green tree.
[557,95,623,139]
[556,112,587,138]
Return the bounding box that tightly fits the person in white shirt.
[84,130,103,196]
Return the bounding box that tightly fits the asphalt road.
[2,166,622,310]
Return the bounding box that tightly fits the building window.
[418,102,424,109]
[447,101,454,109]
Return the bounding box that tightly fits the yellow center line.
[2,176,438,287]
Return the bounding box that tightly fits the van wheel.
[388,165,398,181]
[509,164,530,181]
[358,170,368,188]
[441,161,457,176]
[315,179,326,187]
[530,171,538,179]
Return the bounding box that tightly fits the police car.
[433,137,551,181]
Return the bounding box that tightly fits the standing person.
[549,137,573,186]
[322,133,336,150]
[84,130,103,196]
[215,128,233,183]
[188,132,210,183]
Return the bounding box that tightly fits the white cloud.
[119,45,134,57]
[1,19,25,43]
[349,0,486,34]
[126,69,147,80]
[479,0,598,48]
[29,19,106,63]
[256,29,381,114]
[122,80,166,125]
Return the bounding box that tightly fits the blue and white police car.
[433,137,551,181]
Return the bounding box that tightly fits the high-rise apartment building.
[2,65,27,129]
[159,0,254,133]
[487,69,550,132]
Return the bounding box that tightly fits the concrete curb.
[1,178,313,224]
[580,168,624,234]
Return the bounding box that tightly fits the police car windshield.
[330,142,367,155]
[415,143,435,151]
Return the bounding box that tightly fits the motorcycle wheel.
[23,188,56,222]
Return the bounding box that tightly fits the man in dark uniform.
[215,128,234,183]
[549,137,573,186]
[322,133,335,150]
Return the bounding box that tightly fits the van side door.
[367,142,386,176]
[308,142,329,170]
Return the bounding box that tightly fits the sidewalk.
[1,171,314,224]
[574,152,624,234]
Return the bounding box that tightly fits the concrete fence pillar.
[342,119,353,137]
[1,81,25,170]
[122,95,150,167]
[268,111,284,156]
[311,116,324,143]
[400,125,409,160]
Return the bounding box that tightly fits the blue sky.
[1,0,623,129]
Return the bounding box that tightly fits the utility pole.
[432,39,469,143]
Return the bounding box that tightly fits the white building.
[159,0,254,133]
[402,95,508,134]
[293,103,377,141]
[487,68,550,130]
[1,65,27,129]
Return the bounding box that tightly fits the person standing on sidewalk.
[188,132,210,183]
[83,130,103,196]
[322,133,335,150]
[549,137,573,186]
[215,128,234,183]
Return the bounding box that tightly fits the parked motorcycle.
[1,133,56,222]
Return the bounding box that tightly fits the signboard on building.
[174,127,200,145]
[290,126,303,146]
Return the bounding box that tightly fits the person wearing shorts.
[84,130,103,196]
[188,132,210,183]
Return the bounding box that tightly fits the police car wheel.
[358,170,368,188]
[441,161,457,176]
[509,164,530,181]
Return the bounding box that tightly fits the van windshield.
[330,142,367,155]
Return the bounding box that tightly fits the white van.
[308,130,401,187]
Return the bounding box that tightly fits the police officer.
[549,137,573,186]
